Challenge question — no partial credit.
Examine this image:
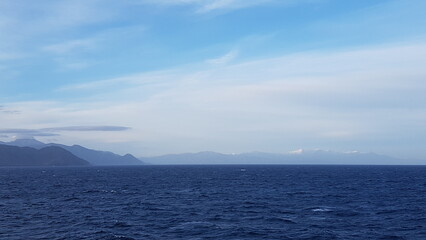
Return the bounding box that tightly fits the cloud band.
[0,126,131,138]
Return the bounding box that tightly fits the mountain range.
[1,138,420,166]
[0,144,90,167]
[140,149,417,165]
[0,138,144,166]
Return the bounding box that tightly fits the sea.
[0,165,425,240]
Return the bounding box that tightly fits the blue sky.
[1,0,426,160]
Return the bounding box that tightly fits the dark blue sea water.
[0,165,425,240]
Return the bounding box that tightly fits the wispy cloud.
[196,0,275,13]
[0,0,111,41]
[206,49,238,64]
[57,69,179,94]
[137,0,285,13]
[60,61,92,70]
[0,126,131,138]
[0,129,60,137]
[43,39,97,55]
[0,105,20,114]
[42,126,131,132]
[0,0,117,76]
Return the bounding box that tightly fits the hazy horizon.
[3,137,424,166]
[1,0,426,163]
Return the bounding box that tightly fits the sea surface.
[0,165,425,239]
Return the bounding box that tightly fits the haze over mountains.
[0,138,420,166]
[0,138,143,166]
[140,149,416,165]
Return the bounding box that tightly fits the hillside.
[0,144,90,167]
[3,138,144,166]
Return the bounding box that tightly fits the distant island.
[0,138,144,167]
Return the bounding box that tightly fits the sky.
[0,0,426,160]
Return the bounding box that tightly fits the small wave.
[107,235,136,240]
[170,221,219,231]
[82,189,102,194]
[178,221,216,227]
[286,191,309,196]
[334,209,360,217]
[0,195,12,199]
[376,209,400,215]
[379,235,406,240]
[111,220,132,228]
[309,216,327,221]
[63,197,80,202]
[242,216,264,221]
[311,207,333,212]
[266,217,297,224]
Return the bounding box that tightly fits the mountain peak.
[289,149,304,154]
[8,138,46,148]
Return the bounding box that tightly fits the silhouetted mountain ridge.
[2,139,144,166]
[48,144,143,166]
[0,144,90,166]
[4,138,46,148]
